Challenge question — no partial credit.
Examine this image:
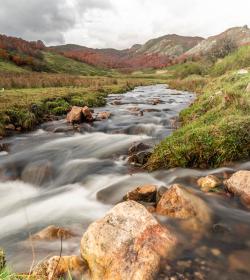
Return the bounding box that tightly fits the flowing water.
[0,84,249,279]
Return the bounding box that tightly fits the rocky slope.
[185,25,250,57]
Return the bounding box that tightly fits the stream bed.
[0,84,249,279]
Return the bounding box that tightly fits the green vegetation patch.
[147,71,250,170]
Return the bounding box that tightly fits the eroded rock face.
[197,175,221,192]
[156,184,212,231]
[66,106,93,123]
[33,255,89,280]
[81,201,176,280]
[123,184,157,203]
[224,170,250,207]
[31,225,75,241]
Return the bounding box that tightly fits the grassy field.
[0,75,166,136]
[147,46,250,170]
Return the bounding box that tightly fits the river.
[0,84,249,279]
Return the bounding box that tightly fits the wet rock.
[156,186,168,204]
[111,100,122,105]
[156,184,212,232]
[66,106,93,123]
[197,175,221,192]
[96,111,111,120]
[21,160,54,186]
[246,83,250,93]
[229,250,250,273]
[5,124,15,131]
[123,184,157,203]
[31,225,75,241]
[0,248,6,270]
[53,126,74,133]
[128,107,141,113]
[128,150,152,166]
[149,98,161,105]
[33,255,89,280]
[128,142,152,155]
[143,108,161,113]
[224,170,250,207]
[81,201,176,280]
[212,223,231,234]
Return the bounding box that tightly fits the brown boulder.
[5,124,15,131]
[96,111,111,120]
[123,184,157,203]
[197,175,221,192]
[224,170,250,207]
[111,100,122,105]
[66,106,93,123]
[156,184,211,231]
[31,225,75,241]
[33,255,89,280]
[81,201,176,280]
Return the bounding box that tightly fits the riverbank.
[0,75,166,137]
[147,63,250,170]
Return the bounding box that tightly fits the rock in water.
[31,225,75,241]
[224,170,250,207]
[156,184,211,232]
[33,255,89,280]
[96,111,111,120]
[128,142,152,155]
[66,106,83,123]
[81,201,176,280]
[197,175,221,192]
[123,184,157,203]
[66,106,93,123]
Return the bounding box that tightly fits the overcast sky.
[0,0,249,49]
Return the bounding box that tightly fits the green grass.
[0,59,29,73]
[147,69,250,170]
[0,77,165,136]
[43,52,109,76]
[211,45,250,76]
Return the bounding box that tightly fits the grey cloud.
[0,0,113,44]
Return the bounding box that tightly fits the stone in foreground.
[33,255,89,280]
[224,170,250,207]
[156,184,211,232]
[197,175,221,192]
[81,201,176,280]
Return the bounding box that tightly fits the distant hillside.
[0,34,109,75]
[52,35,203,71]
[134,34,203,56]
[185,26,250,57]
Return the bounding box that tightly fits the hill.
[185,25,250,58]
[0,34,110,75]
[52,35,203,71]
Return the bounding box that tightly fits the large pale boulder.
[33,255,89,280]
[156,184,212,231]
[224,170,250,207]
[66,106,93,123]
[81,201,176,280]
[96,111,111,120]
[31,225,75,241]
